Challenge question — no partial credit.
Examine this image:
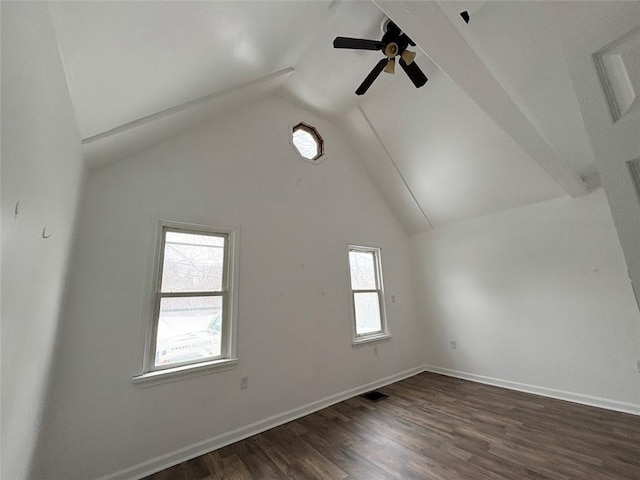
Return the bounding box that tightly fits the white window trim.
[132,220,239,386]
[347,245,391,346]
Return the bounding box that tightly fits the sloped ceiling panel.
[359,66,565,226]
[49,1,336,139]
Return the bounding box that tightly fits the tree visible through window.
[348,246,389,342]
[147,224,236,372]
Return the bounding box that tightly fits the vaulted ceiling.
[48,1,634,230]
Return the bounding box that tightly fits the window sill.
[131,358,238,387]
[352,333,392,346]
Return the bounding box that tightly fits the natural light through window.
[348,246,389,343]
[134,222,239,383]
[291,123,323,161]
[155,230,226,368]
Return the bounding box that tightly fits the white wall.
[412,188,640,408]
[1,3,85,480]
[559,1,640,314]
[32,96,423,480]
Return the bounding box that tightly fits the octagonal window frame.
[289,121,326,164]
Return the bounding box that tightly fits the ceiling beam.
[82,68,294,168]
[373,0,587,197]
[82,67,294,145]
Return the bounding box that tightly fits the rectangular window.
[133,222,238,384]
[348,245,390,344]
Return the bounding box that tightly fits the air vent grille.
[360,390,389,402]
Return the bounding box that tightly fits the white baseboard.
[423,365,640,416]
[96,365,425,480]
[98,364,640,480]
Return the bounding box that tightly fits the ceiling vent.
[290,122,325,164]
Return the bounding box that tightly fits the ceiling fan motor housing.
[380,21,413,62]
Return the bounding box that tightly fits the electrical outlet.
[240,375,249,390]
[391,295,396,304]
[450,340,457,350]
[636,359,640,373]
[373,346,379,357]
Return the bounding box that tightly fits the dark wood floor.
[143,372,640,479]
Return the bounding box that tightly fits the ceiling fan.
[333,19,428,95]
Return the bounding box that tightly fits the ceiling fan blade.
[356,59,388,95]
[333,37,382,51]
[401,50,416,65]
[384,58,395,74]
[399,58,428,88]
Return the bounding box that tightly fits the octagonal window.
[291,123,324,162]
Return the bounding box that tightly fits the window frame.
[288,121,327,164]
[132,220,239,386]
[347,245,391,345]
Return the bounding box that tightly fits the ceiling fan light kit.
[333,19,428,95]
[401,50,416,65]
[384,58,395,74]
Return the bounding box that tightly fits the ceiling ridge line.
[82,67,295,145]
[358,106,434,230]
[372,0,587,198]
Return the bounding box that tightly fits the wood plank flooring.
[143,372,640,479]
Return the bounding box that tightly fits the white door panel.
[564,2,640,308]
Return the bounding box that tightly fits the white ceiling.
[48,1,337,139]
[48,1,632,229]
[278,0,389,118]
[358,66,564,226]
[438,1,597,179]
